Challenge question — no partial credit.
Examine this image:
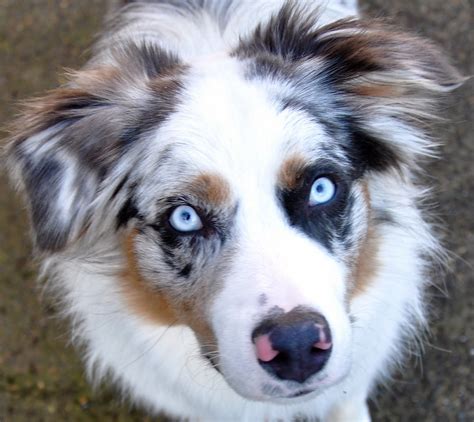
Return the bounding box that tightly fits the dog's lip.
[264,387,317,400]
[285,388,315,398]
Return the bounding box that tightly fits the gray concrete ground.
[0,0,472,420]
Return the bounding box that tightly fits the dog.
[5,0,462,420]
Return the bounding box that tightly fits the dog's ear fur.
[310,17,464,164]
[6,44,184,252]
[237,4,464,165]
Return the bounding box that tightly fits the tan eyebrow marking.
[189,172,232,207]
[278,154,308,191]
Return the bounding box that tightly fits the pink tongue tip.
[254,334,279,362]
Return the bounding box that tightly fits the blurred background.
[0,0,472,420]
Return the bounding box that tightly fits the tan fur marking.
[120,231,178,326]
[120,231,217,348]
[351,83,402,97]
[182,299,216,352]
[350,184,380,299]
[351,227,380,299]
[278,154,308,191]
[67,66,121,89]
[189,173,231,207]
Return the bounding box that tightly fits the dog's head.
[6,6,461,401]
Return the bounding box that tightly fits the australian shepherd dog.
[5,0,462,420]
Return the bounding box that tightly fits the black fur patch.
[235,3,323,62]
[118,42,183,80]
[117,197,140,229]
[346,126,400,174]
[178,263,193,278]
[277,163,353,252]
[23,157,69,251]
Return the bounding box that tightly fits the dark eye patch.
[142,196,232,277]
[277,163,353,252]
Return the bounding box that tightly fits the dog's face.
[124,57,362,399]
[7,8,460,402]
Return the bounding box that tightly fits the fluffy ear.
[6,44,184,252]
[307,18,464,163]
[237,5,464,166]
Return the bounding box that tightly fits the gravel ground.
[0,0,472,421]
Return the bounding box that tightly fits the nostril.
[313,323,332,350]
[254,334,279,362]
[313,340,332,351]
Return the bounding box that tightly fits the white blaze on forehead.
[145,55,350,309]
[181,57,288,170]
[158,57,330,185]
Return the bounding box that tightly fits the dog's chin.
[231,384,324,404]
[215,363,351,404]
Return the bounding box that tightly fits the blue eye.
[309,177,336,206]
[169,205,203,232]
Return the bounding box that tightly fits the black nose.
[252,308,332,383]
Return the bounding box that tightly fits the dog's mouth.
[259,382,326,402]
[286,388,315,398]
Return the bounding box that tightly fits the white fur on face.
[134,57,353,400]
